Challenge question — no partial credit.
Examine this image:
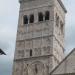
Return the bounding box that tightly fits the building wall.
[13,56,54,75]
[52,0,66,66]
[51,49,75,75]
[12,0,66,75]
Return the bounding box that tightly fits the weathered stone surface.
[51,49,75,75]
[12,0,66,75]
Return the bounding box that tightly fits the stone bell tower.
[12,0,67,75]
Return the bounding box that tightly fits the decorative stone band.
[14,54,59,63]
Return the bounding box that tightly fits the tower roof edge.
[57,0,67,13]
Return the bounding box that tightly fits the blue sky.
[0,0,75,75]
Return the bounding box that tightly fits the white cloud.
[0,1,19,74]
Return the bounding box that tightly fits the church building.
[50,48,75,75]
[12,0,75,75]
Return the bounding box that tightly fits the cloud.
[0,0,19,53]
[0,55,13,75]
[0,0,19,75]
[63,0,75,52]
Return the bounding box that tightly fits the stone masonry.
[12,0,66,75]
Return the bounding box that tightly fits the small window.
[23,15,28,24]
[60,21,64,34]
[56,14,59,27]
[38,12,43,21]
[45,11,49,20]
[29,14,34,23]
[30,49,32,56]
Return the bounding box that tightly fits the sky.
[0,0,75,75]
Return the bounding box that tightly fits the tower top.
[19,0,67,13]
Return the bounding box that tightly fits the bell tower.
[12,0,67,75]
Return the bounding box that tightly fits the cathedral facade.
[12,0,67,75]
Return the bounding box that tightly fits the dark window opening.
[29,14,34,23]
[23,15,28,24]
[38,12,43,21]
[30,49,32,56]
[45,11,49,20]
[35,64,38,74]
[27,64,28,66]
[56,14,59,27]
[60,21,64,34]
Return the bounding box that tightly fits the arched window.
[23,15,28,24]
[45,11,49,20]
[30,49,32,56]
[38,12,43,21]
[29,14,34,23]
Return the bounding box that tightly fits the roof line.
[50,48,75,75]
[57,0,67,13]
[53,73,75,75]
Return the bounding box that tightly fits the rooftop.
[57,0,67,13]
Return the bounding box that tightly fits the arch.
[29,14,34,23]
[27,61,44,75]
[31,61,44,65]
[23,64,28,75]
[45,11,50,20]
[23,15,28,24]
[38,12,43,21]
